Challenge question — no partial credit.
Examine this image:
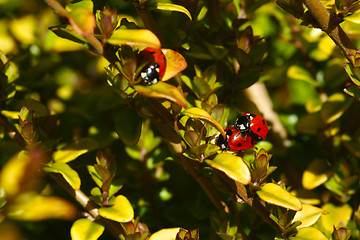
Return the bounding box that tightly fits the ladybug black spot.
[237,142,242,147]
[257,127,261,132]
[226,129,233,136]
[262,120,265,124]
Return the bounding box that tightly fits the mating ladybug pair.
[137,47,166,85]
[216,113,268,151]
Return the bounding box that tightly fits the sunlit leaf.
[292,204,325,228]
[149,228,181,240]
[134,82,187,108]
[320,93,351,124]
[44,162,81,190]
[150,3,192,20]
[344,84,360,99]
[321,203,352,233]
[53,149,88,163]
[98,195,134,222]
[69,8,95,37]
[107,29,161,49]
[344,63,360,86]
[66,0,93,12]
[181,107,225,137]
[8,194,77,221]
[289,227,328,240]
[50,24,88,45]
[256,183,302,211]
[205,153,251,185]
[71,218,104,240]
[344,11,360,24]
[161,49,188,81]
[302,159,331,190]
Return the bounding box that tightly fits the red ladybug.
[216,126,256,151]
[137,47,166,85]
[234,113,268,141]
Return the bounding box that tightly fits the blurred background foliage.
[1,0,360,239]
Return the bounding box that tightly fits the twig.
[301,0,357,65]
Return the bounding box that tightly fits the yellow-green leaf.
[302,159,331,190]
[134,82,187,108]
[181,107,225,138]
[320,93,351,124]
[256,183,302,211]
[292,204,325,228]
[8,194,77,221]
[205,153,251,185]
[161,48,188,81]
[43,162,81,190]
[71,218,104,240]
[151,3,192,20]
[149,228,181,240]
[107,29,161,49]
[289,227,328,240]
[0,110,19,119]
[98,195,134,223]
[321,203,352,233]
[344,12,360,24]
[53,149,88,163]
[69,8,95,37]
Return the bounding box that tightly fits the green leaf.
[149,228,181,240]
[344,84,360,99]
[134,82,187,108]
[181,107,225,138]
[114,107,142,146]
[344,11,360,24]
[50,25,88,44]
[256,183,302,211]
[87,165,103,188]
[296,112,324,135]
[44,162,81,190]
[150,3,192,20]
[302,159,331,190]
[68,8,95,37]
[320,93,352,124]
[321,203,352,233]
[289,227,328,240]
[71,218,104,240]
[66,0,94,12]
[53,149,88,163]
[161,48,188,81]
[107,29,161,49]
[205,153,251,185]
[344,63,360,86]
[292,204,325,228]
[8,194,77,221]
[276,0,304,18]
[98,195,134,223]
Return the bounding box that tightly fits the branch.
[301,0,357,65]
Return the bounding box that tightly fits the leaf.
[161,49,188,81]
[107,29,161,49]
[71,218,104,240]
[66,0,94,12]
[302,159,331,190]
[344,63,360,86]
[114,107,142,146]
[50,24,88,44]
[292,204,325,228]
[134,82,187,108]
[321,203,352,233]
[289,227,328,240]
[150,3,192,20]
[8,194,77,221]
[44,162,81,190]
[205,153,251,185]
[320,93,352,124]
[344,84,360,99]
[98,195,134,223]
[296,112,324,135]
[256,183,302,211]
[344,11,360,24]
[53,149,88,163]
[181,107,225,138]
[149,228,181,240]
[68,8,95,37]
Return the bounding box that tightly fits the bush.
[1,0,360,239]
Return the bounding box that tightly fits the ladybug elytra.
[137,47,166,85]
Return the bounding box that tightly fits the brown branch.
[301,0,357,64]
[49,172,126,239]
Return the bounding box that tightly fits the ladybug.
[216,126,256,151]
[234,113,268,141]
[137,47,166,85]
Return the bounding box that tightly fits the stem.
[301,0,357,64]
[49,172,126,239]
[0,114,26,148]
